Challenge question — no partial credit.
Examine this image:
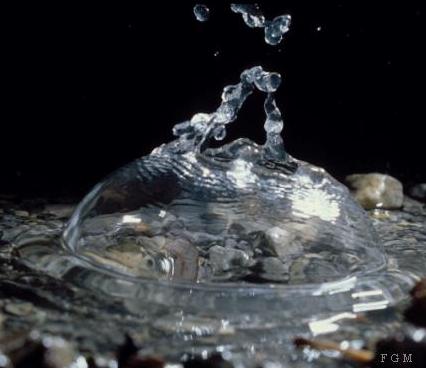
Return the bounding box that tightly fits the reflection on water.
[4,197,423,366]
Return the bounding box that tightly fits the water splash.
[54,59,389,290]
[230,3,291,45]
[53,3,387,289]
[170,66,286,160]
[230,4,266,28]
[193,4,210,22]
[5,4,424,366]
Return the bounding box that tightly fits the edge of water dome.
[60,150,389,297]
[59,61,389,299]
[57,235,388,297]
[14,236,410,318]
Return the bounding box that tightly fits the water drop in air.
[230,3,291,45]
[230,3,266,28]
[193,4,210,22]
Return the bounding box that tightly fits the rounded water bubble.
[62,66,386,288]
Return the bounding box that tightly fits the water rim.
[59,234,388,297]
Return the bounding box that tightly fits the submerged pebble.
[346,173,404,210]
[256,257,289,282]
[264,226,302,259]
[208,245,252,272]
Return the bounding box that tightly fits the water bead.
[193,4,210,22]
[265,15,292,45]
[231,4,291,46]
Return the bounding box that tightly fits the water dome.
[62,67,386,288]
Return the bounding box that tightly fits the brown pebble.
[404,278,426,327]
[294,337,374,363]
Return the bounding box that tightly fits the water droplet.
[230,4,291,46]
[230,3,265,28]
[193,4,210,22]
[264,15,291,45]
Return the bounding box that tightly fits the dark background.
[2,1,425,199]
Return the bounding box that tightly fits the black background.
[2,1,425,198]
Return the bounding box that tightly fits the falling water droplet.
[193,4,210,22]
[230,3,265,28]
[230,4,291,46]
[264,15,291,45]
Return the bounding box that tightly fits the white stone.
[345,173,403,210]
[265,226,302,258]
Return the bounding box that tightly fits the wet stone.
[255,257,290,282]
[4,302,34,316]
[346,173,404,210]
[208,245,252,272]
[0,331,82,368]
[13,210,30,217]
[402,196,425,215]
[42,336,79,368]
[43,204,75,219]
[264,226,302,259]
[404,278,426,328]
[409,183,426,202]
